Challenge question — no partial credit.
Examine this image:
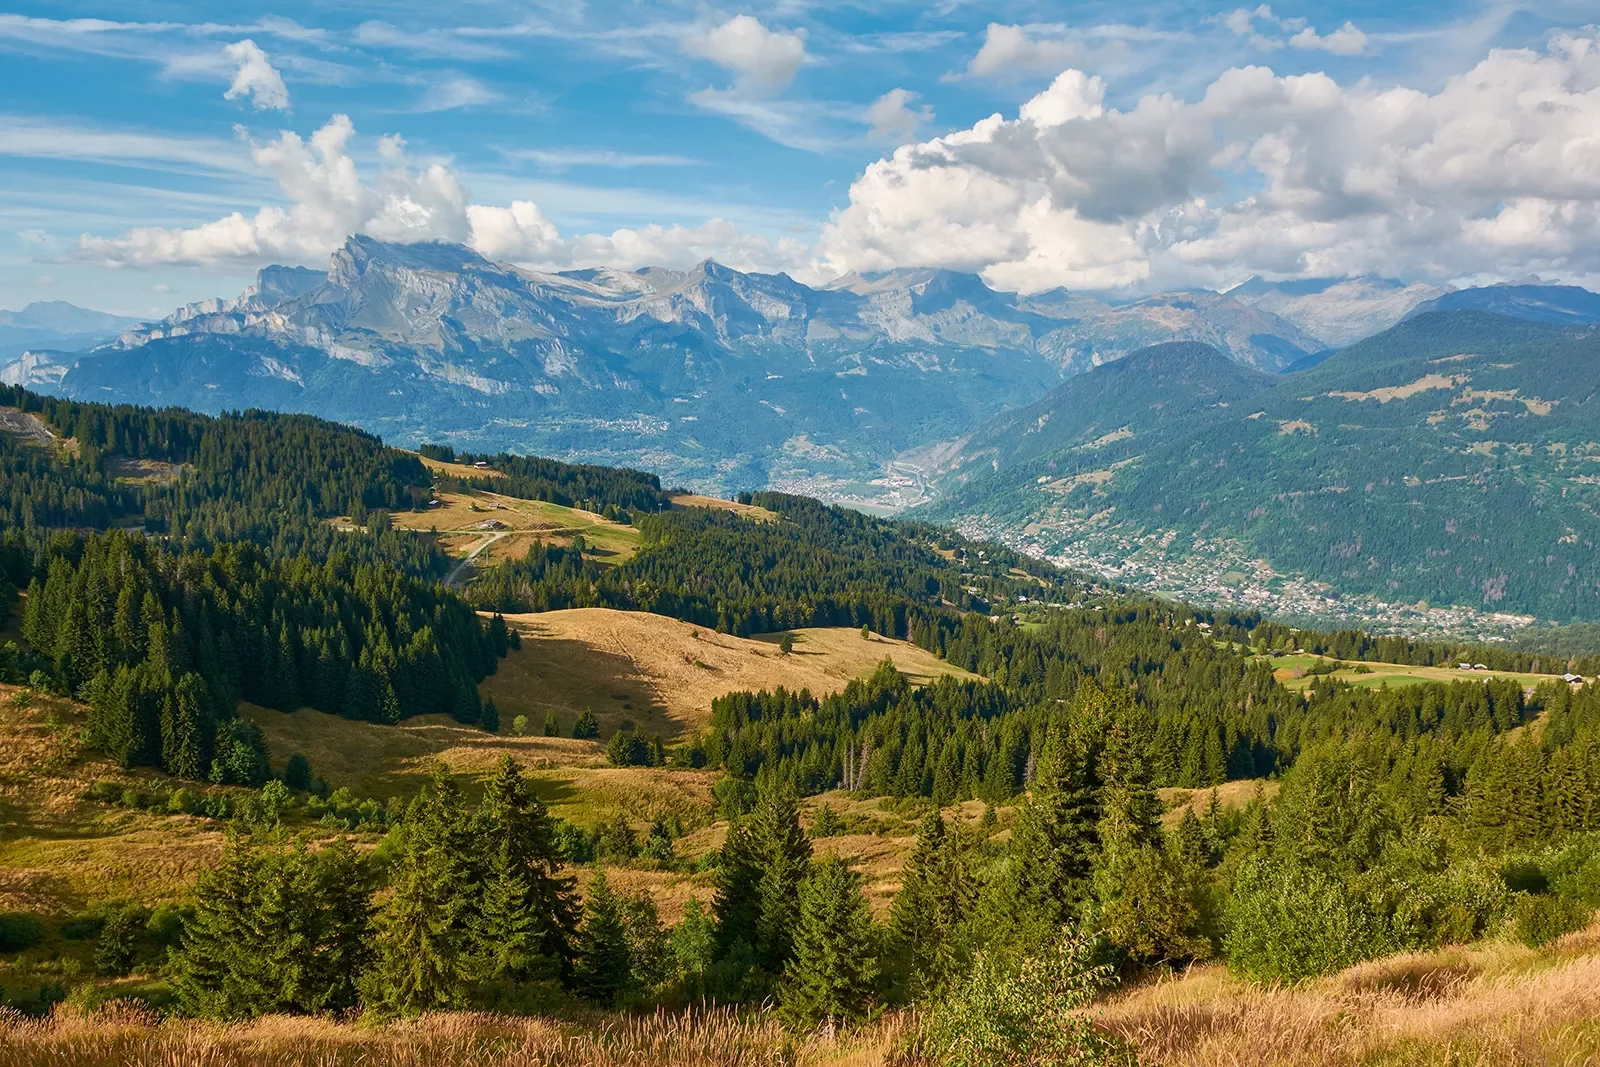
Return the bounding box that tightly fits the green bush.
[1510,893,1591,947]
[572,709,599,740]
[0,911,42,952]
[1224,860,1391,983]
[917,930,1136,1067]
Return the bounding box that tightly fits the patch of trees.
[420,444,669,515]
[10,529,509,780]
[0,386,449,577]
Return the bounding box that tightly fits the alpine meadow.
[7,4,1600,1066]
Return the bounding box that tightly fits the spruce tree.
[713,818,763,955]
[888,811,975,999]
[475,754,579,974]
[780,856,878,1030]
[365,770,479,1015]
[991,729,1098,946]
[750,780,813,972]
[574,868,632,1004]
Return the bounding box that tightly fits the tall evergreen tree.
[989,729,1099,946]
[474,755,579,975]
[574,868,632,1004]
[364,770,479,1015]
[750,781,814,972]
[888,812,975,1000]
[780,856,878,1030]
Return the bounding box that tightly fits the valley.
[2,387,1600,1065]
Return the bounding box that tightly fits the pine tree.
[574,868,632,1004]
[780,856,878,1030]
[888,811,975,999]
[750,781,813,972]
[469,840,549,985]
[713,818,763,955]
[365,770,479,1015]
[990,729,1098,946]
[475,755,579,974]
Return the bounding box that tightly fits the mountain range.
[9,236,1339,498]
[10,237,1600,624]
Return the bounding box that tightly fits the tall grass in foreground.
[0,1006,907,1067]
[1100,924,1600,1066]
[7,928,1600,1067]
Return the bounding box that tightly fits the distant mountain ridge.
[1225,275,1449,347]
[909,342,1277,488]
[14,236,1322,496]
[1403,284,1600,325]
[0,301,144,366]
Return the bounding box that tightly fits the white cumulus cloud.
[222,39,289,111]
[1289,22,1368,56]
[865,88,932,141]
[819,34,1600,292]
[963,23,1083,79]
[73,115,810,278]
[77,115,469,266]
[685,15,807,94]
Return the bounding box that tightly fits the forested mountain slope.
[927,312,1600,621]
[919,342,1277,492]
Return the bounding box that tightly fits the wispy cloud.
[0,115,254,175]
[504,148,702,170]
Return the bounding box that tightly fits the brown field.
[1157,779,1279,826]
[0,1007,912,1067]
[416,452,508,480]
[483,609,979,739]
[242,704,718,827]
[1099,922,1600,1066]
[668,494,778,521]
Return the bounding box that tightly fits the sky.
[2,0,1599,316]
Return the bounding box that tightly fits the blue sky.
[2,0,1598,315]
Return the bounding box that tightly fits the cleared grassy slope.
[481,609,979,738]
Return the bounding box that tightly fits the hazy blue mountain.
[1225,275,1448,347]
[1403,283,1600,325]
[17,236,1319,496]
[0,301,144,365]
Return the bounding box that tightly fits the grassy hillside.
[481,609,978,738]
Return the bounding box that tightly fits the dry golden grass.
[1157,780,1279,826]
[1099,923,1600,1066]
[416,453,509,480]
[0,687,224,912]
[242,704,718,825]
[667,494,778,522]
[484,609,978,740]
[0,1006,911,1067]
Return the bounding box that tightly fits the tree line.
[5,529,510,781]
[419,444,670,515]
